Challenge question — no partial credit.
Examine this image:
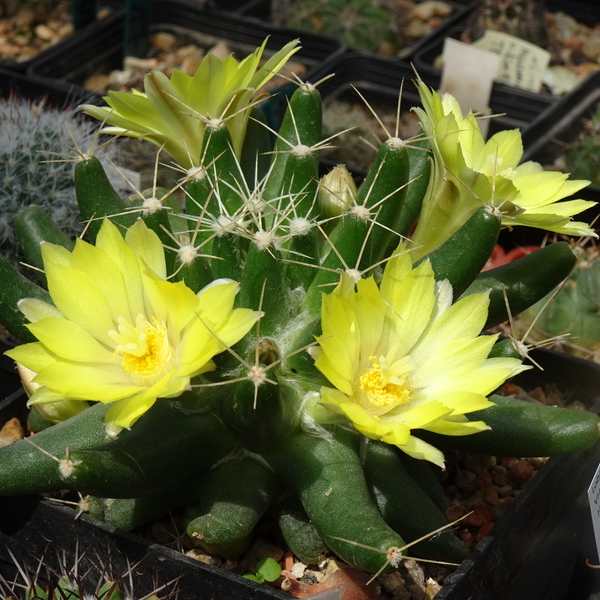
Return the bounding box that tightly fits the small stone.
[84,72,110,92]
[16,46,38,61]
[321,558,344,579]
[404,559,425,588]
[411,1,452,20]
[14,9,35,28]
[463,504,494,527]
[186,548,222,566]
[35,24,54,41]
[582,29,600,62]
[493,496,515,519]
[290,561,307,579]
[455,469,478,493]
[379,572,406,595]
[525,457,546,470]
[500,457,518,469]
[476,521,495,542]
[47,18,63,32]
[497,484,515,498]
[0,417,24,448]
[181,56,202,76]
[58,23,74,38]
[124,56,157,71]
[405,19,430,40]
[490,465,508,487]
[446,504,465,522]
[500,382,521,397]
[456,527,473,546]
[255,541,285,563]
[425,577,442,599]
[510,460,534,485]
[208,40,231,61]
[482,483,499,506]
[151,32,178,53]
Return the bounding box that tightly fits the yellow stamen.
[359,355,412,408]
[109,314,175,385]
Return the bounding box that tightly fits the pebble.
[0,2,80,63]
[497,484,515,498]
[463,505,494,528]
[410,1,453,20]
[151,32,178,53]
[34,24,54,41]
[0,417,24,448]
[454,469,478,493]
[185,548,222,567]
[582,28,600,62]
[255,541,285,563]
[493,496,515,520]
[510,460,535,485]
[490,465,508,487]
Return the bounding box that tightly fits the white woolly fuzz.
[178,244,198,265]
[292,144,312,157]
[141,196,164,215]
[288,217,312,237]
[350,204,370,221]
[187,166,206,180]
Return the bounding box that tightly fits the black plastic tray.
[0,67,103,109]
[412,0,600,121]
[230,0,476,61]
[0,347,599,599]
[0,5,121,74]
[303,53,542,177]
[436,348,600,600]
[28,0,345,107]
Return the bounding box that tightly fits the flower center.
[109,314,176,386]
[359,355,413,408]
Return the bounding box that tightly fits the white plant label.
[472,30,551,93]
[440,37,501,138]
[587,462,600,555]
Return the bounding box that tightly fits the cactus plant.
[564,106,600,187]
[273,0,402,55]
[0,39,598,582]
[516,244,600,362]
[0,546,172,600]
[0,95,129,272]
[463,0,549,47]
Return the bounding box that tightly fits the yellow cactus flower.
[6,219,259,435]
[311,251,527,468]
[410,81,596,259]
[81,38,300,169]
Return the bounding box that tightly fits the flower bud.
[317,165,357,218]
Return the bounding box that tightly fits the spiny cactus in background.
[517,244,600,362]
[564,106,600,187]
[0,96,127,270]
[273,0,402,55]
[463,0,549,47]
[0,40,598,579]
[0,548,172,600]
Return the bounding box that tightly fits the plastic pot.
[229,0,476,61]
[0,67,102,109]
[436,348,600,600]
[0,347,599,599]
[412,0,600,125]
[27,0,345,107]
[302,53,544,178]
[0,4,122,74]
